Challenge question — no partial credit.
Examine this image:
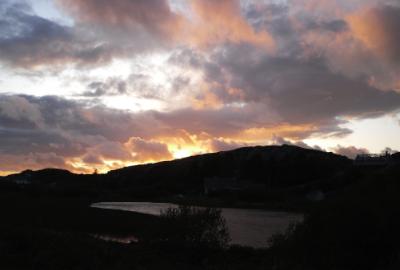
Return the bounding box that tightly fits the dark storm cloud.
[169,41,400,136]
[171,76,191,93]
[0,151,69,173]
[206,43,400,124]
[0,125,86,158]
[152,103,279,138]
[0,93,284,171]
[318,20,348,33]
[243,2,300,56]
[0,0,276,70]
[0,94,134,155]
[264,4,347,33]
[0,1,114,68]
[60,0,275,52]
[168,49,205,69]
[168,41,400,142]
[80,72,173,99]
[242,1,400,92]
[82,79,127,97]
[168,49,225,85]
[162,1,400,142]
[19,95,156,142]
[0,93,281,172]
[1,0,400,173]
[0,94,175,171]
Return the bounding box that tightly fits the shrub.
[268,166,400,270]
[160,205,230,249]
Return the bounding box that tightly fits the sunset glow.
[0,0,400,175]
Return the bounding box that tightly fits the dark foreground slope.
[2,146,400,269]
[1,161,400,270]
[269,161,400,270]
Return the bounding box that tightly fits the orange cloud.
[186,0,275,50]
[191,85,223,109]
[346,4,400,62]
[125,137,173,162]
[155,130,211,159]
[64,137,174,174]
[59,0,185,39]
[59,0,275,51]
[233,124,317,142]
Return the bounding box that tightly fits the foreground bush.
[269,165,400,270]
[160,206,230,249]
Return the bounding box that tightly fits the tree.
[160,206,230,249]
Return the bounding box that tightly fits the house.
[15,179,31,185]
[354,153,391,166]
[12,171,33,186]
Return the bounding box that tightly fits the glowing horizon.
[0,0,399,175]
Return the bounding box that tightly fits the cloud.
[333,145,369,159]
[59,0,275,51]
[209,138,249,152]
[347,4,400,64]
[0,0,277,70]
[0,152,70,173]
[126,137,172,163]
[1,0,400,174]
[0,95,43,127]
[152,103,280,138]
[0,93,329,174]
[0,94,147,165]
[82,153,102,165]
[0,0,114,68]
[187,0,275,50]
[82,78,127,97]
[91,141,132,161]
[166,29,400,142]
[178,43,400,127]
[59,0,184,40]
[286,1,400,91]
[271,136,323,151]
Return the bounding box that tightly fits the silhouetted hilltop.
[4,145,350,189]
[1,168,98,197]
[106,145,351,194]
[2,144,400,206]
[4,168,75,186]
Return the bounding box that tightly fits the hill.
[1,145,354,205]
[1,145,400,269]
[106,145,351,195]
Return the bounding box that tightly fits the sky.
[0,0,399,175]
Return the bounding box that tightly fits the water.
[91,234,139,244]
[91,202,303,248]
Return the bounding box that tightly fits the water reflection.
[92,234,139,244]
[91,202,303,248]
